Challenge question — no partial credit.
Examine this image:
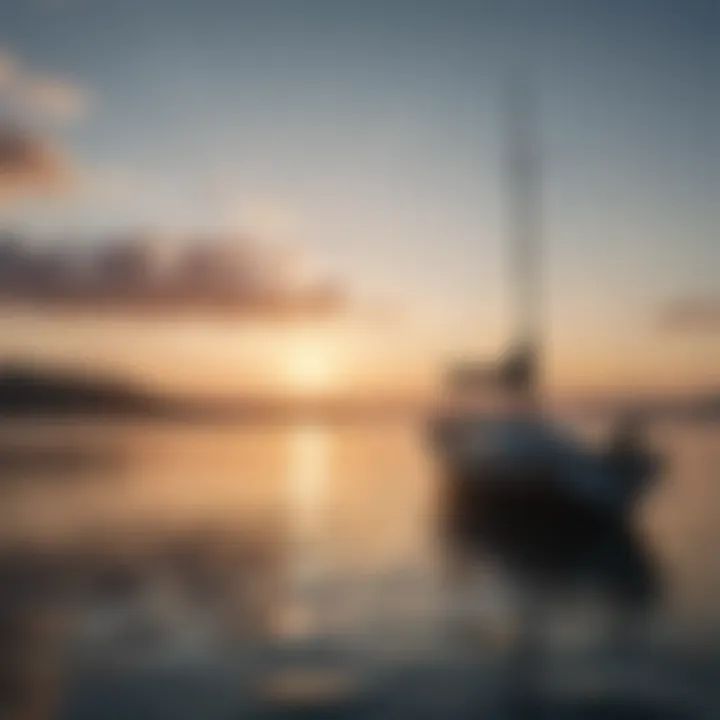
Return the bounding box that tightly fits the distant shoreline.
[0,363,422,424]
[0,363,717,425]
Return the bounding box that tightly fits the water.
[0,416,718,717]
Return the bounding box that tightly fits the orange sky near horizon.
[0,306,716,401]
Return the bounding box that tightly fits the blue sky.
[0,0,717,392]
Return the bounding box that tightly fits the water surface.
[0,417,718,717]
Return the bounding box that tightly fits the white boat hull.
[431,414,657,517]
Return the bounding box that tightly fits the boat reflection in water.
[438,449,659,608]
[436,470,665,718]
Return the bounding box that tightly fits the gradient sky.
[0,0,717,395]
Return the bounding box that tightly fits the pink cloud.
[0,47,91,123]
[661,297,720,333]
[0,123,74,204]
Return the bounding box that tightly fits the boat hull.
[436,463,657,603]
[438,463,620,545]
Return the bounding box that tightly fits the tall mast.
[504,78,542,395]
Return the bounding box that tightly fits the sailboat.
[431,85,659,524]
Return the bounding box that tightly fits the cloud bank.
[0,232,345,318]
[661,297,720,333]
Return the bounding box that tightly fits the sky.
[0,0,717,397]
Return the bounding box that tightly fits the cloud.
[22,76,91,122]
[230,197,304,242]
[0,233,346,318]
[660,297,720,333]
[0,52,17,90]
[0,47,91,123]
[82,166,170,205]
[0,123,74,203]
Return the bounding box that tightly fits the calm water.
[0,417,718,717]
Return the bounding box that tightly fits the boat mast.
[504,78,542,398]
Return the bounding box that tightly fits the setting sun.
[280,332,337,396]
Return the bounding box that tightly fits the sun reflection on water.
[277,425,331,638]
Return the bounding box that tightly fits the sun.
[280,332,336,396]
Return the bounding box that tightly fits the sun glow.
[280,331,338,396]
